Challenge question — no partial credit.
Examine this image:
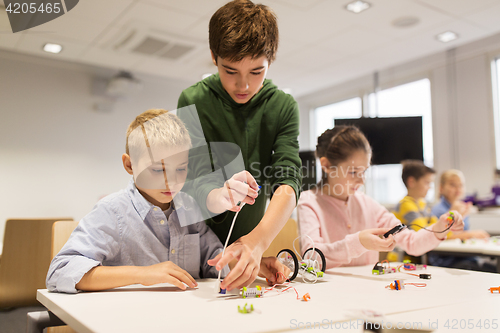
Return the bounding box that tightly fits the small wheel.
[303,248,326,272]
[277,249,299,281]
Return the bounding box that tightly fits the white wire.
[292,234,315,262]
[292,234,318,283]
[215,203,245,293]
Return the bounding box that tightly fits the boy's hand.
[141,261,197,290]
[451,200,472,217]
[208,235,263,291]
[433,210,464,239]
[359,228,397,252]
[206,171,259,214]
[259,257,291,285]
[455,229,490,240]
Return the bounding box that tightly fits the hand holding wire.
[359,228,397,252]
[433,210,464,235]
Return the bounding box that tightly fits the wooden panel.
[0,218,71,309]
[263,219,299,258]
[51,221,79,258]
[47,221,79,333]
[47,325,78,333]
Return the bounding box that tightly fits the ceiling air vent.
[104,25,202,62]
[133,37,169,55]
[160,44,195,60]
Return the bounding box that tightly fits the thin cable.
[407,213,455,234]
[215,203,245,292]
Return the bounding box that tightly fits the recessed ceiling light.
[392,16,420,28]
[436,31,458,43]
[345,1,371,14]
[202,73,212,79]
[43,43,63,54]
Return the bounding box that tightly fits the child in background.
[297,126,463,269]
[432,169,489,240]
[429,170,494,271]
[393,160,437,231]
[46,109,228,293]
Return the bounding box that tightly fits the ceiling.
[1,0,500,97]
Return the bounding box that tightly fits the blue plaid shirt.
[47,179,226,293]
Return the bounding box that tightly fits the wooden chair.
[50,221,79,258]
[27,220,79,333]
[0,218,72,309]
[263,218,299,257]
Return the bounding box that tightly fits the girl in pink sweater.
[298,126,463,269]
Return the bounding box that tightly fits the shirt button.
[160,220,165,225]
[171,249,175,254]
[153,208,158,211]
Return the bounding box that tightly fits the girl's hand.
[206,171,259,214]
[433,210,464,239]
[359,228,397,252]
[207,235,263,291]
[141,261,197,290]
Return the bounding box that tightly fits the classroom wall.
[0,50,193,242]
[296,32,500,199]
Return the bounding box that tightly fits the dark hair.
[316,126,372,184]
[209,0,278,63]
[401,160,435,187]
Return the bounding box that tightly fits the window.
[311,79,434,205]
[313,97,362,140]
[492,58,500,169]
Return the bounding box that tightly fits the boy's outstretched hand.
[207,234,263,291]
[142,261,197,290]
[208,247,291,291]
[206,170,259,214]
[359,228,397,252]
[259,257,291,285]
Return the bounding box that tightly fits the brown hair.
[209,0,279,63]
[316,126,372,183]
[401,160,435,187]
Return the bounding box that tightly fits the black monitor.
[299,150,318,190]
[334,116,423,165]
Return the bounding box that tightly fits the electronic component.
[386,280,427,290]
[238,303,255,314]
[489,286,500,293]
[383,224,407,238]
[241,286,263,298]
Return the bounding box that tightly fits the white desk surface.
[37,264,500,333]
[433,238,500,256]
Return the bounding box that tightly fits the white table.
[469,209,500,234]
[37,264,500,332]
[426,238,500,272]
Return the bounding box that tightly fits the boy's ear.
[122,154,133,175]
[210,50,217,66]
[319,157,331,173]
[407,176,416,188]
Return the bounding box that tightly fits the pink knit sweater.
[297,190,441,269]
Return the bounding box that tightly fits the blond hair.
[126,109,191,156]
[440,169,465,187]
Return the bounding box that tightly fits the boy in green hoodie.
[177,0,301,291]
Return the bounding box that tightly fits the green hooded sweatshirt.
[177,73,301,245]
